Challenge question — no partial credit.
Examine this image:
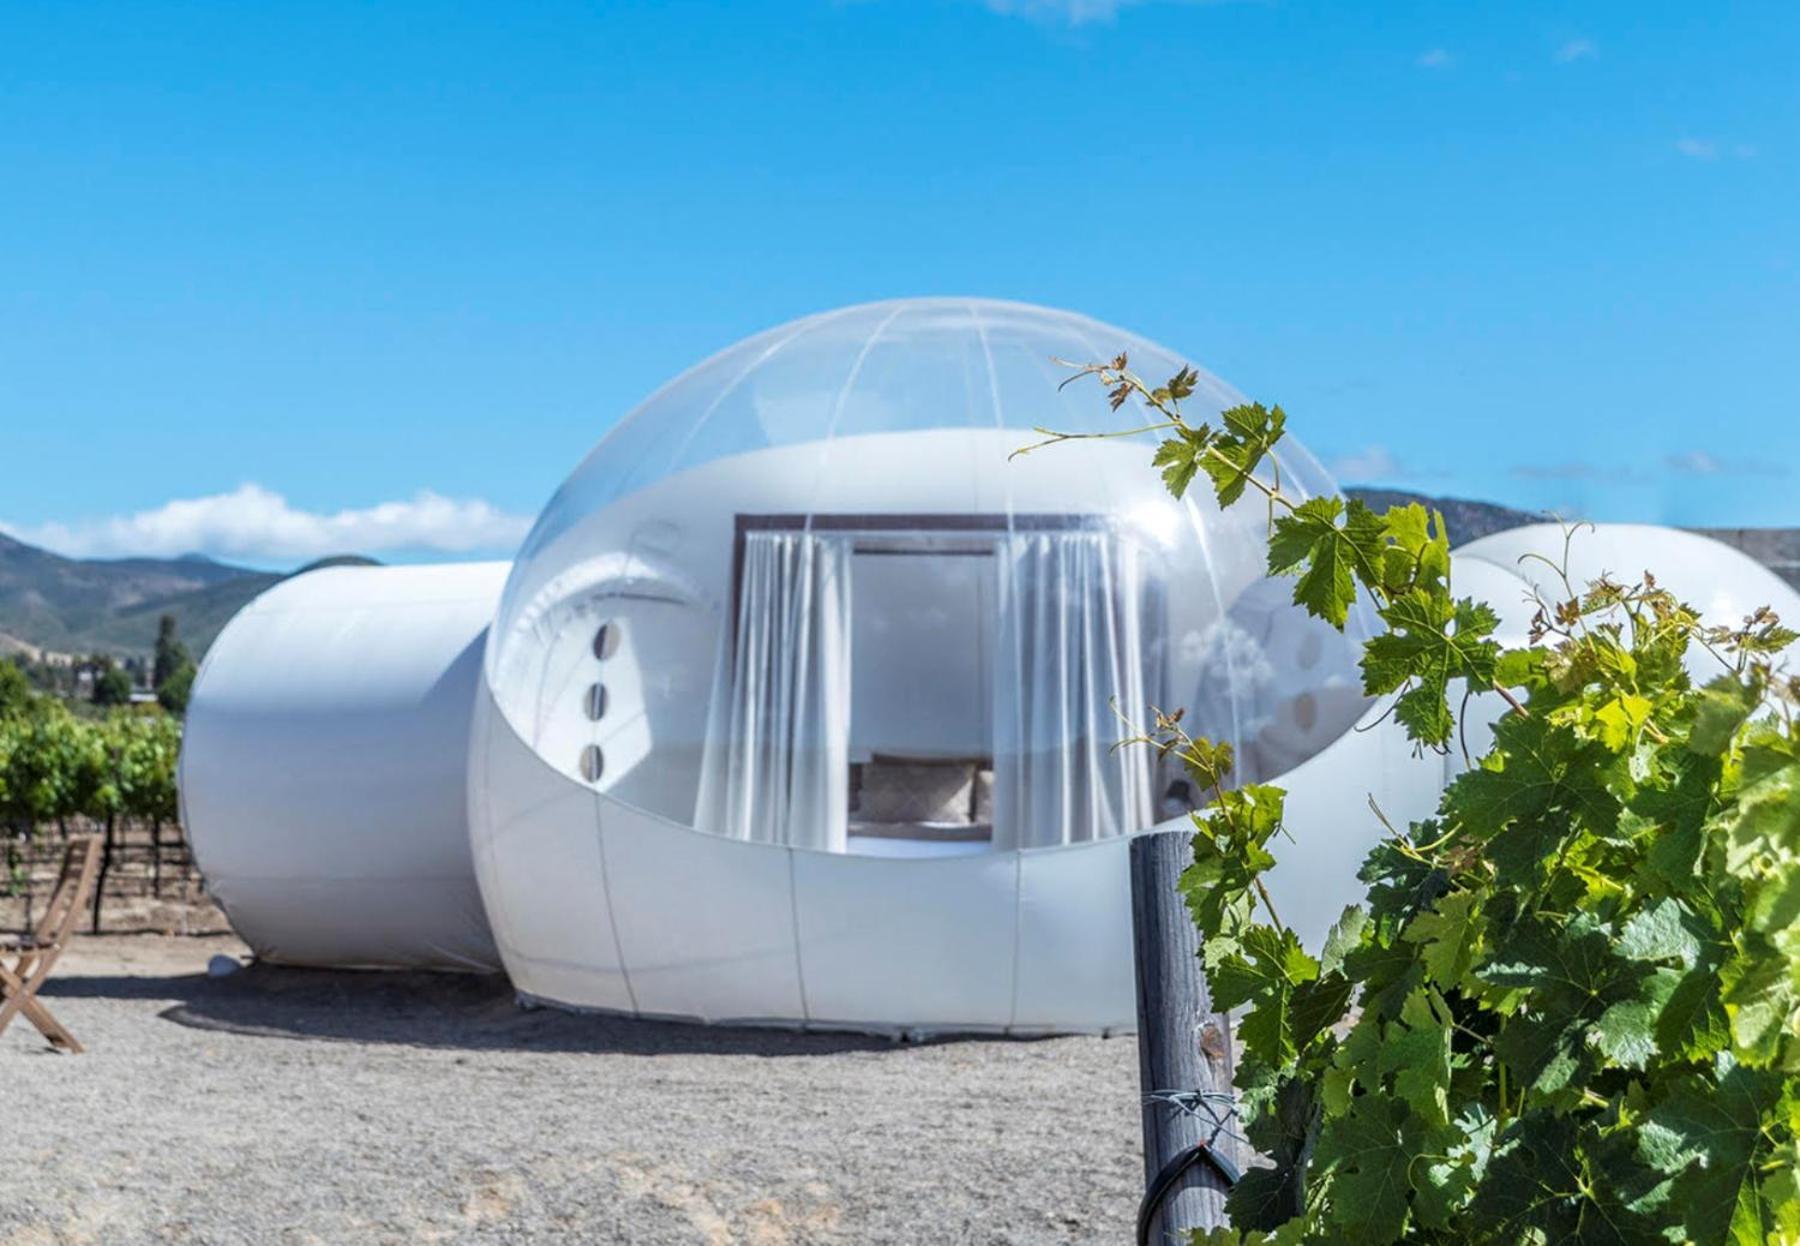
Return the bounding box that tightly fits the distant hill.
[3,492,1795,659]
[1346,488,1800,592]
[1343,488,1547,547]
[0,533,379,660]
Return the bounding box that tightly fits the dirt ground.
[0,935,1143,1245]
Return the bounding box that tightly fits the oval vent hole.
[593,622,621,660]
[579,745,605,784]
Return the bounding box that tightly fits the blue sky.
[1,0,1795,566]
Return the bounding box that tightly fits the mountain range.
[1343,489,1800,593]
[0,532,373,661]
[1,491,1795,661]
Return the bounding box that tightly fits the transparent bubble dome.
[487,297,1372,853]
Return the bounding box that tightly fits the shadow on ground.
[40,965,969,1057]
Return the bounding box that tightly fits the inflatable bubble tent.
[466,298,1419,1033]
[184,297,1800,1035]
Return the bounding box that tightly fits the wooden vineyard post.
[1131,828,1237,1243]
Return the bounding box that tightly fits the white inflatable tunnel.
[182,561,508,970]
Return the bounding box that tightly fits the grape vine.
[1040,356,1800,1244]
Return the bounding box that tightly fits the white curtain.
[696,531,852,852]
[991,530,1159,850]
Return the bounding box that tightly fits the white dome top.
[487,298,1372,841]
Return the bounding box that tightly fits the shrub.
[1041,358,1800,1245]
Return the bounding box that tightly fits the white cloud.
[1326,445,1447,485]
[1666,450,1722,475]
[1,484,534,564]
[974,0,1242,26]
[1554,38,1596,63]
[1664,450,1784,477]
[1416,47,1453,69]
[1675,136,1757,162]
[1329,446,1402,482]
[982,0,1132,21]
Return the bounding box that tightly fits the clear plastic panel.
[487,298,1373,850]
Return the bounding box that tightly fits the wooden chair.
[0,835,102,1053]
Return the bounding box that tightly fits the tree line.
[12,612,197,713]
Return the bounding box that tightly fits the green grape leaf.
[1228,1069,1319,1232]
[1482,913,1667,1089]
[1312,1096,1430,1242]
[1617,897,1716,966]
[1614,902,1733,1062]
[1404,891,1482,989]
[1719,740,1800,880]
[1179,783,1288,963]
[1289,972,1356,1058]
[1202,402,1286,507]
[1493,645,1547,691]
[1087,375,1800,1246]
[1377,594,1500,746]
[1653,966,1733,1064]
[1210,925,1326,1066]
[1152,433,1206,500]
[1319,905,1369,977]
[1380,988,1455,1125]
[1718,944,1796,1065]
[1594,691,1654,751]
[1761,1150,1800,1245]
[1639,1061,1786,1246]
[1371,503,1453,598]
[1267,496,1384,629]
[1222,1169,1295,1239]
[1448,713,1623,841]
[1688,674,1763,756]
[1473,1111,1636,1245]
[1410,1104,1493,1230]
[1359,834,1452,927]
[1591,966,1679,1069]
[1484,818,1570,891]
[1633,750,1722,889]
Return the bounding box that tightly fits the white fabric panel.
[991,530,1157,849]
[601,802,805,1023]
[475,665,597,849]
[181,562,509,971]
[792,850,1019,1032]
[470,690,632,1011]
[210,878,492,971]
[845,836,991,859]
[695,531,852,851]
[1012,840,1136,1032]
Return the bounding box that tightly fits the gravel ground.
[0,936,1141,1245]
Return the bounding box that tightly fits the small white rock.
[207,955,241,978]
